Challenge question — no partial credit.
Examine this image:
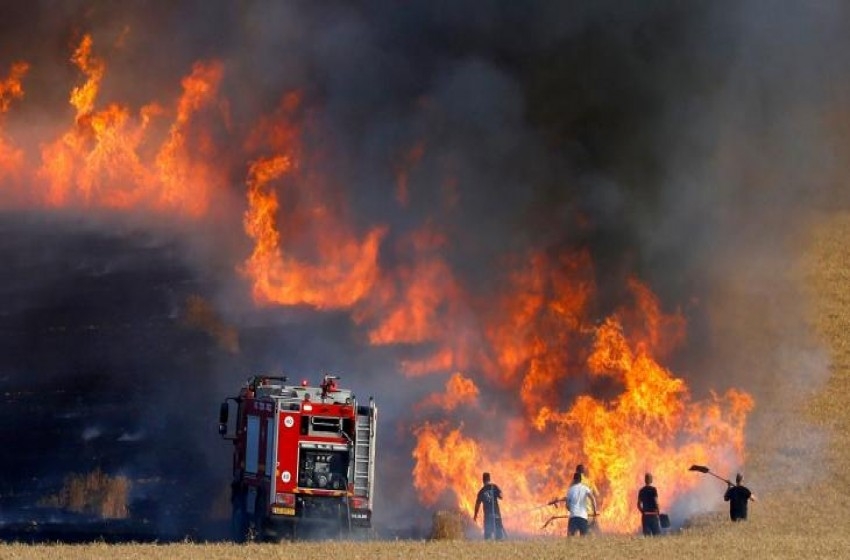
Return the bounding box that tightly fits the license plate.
[272,506,295,516]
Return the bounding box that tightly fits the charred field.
[0,214,236,543]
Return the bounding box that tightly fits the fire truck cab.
[219,374,377,541]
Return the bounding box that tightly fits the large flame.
[239,93,386,309]
[409,255,754,534]
[0,31,755,536]
[0,34,225,213]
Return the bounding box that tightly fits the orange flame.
[241,160,385,308]
[410,252,754,534]
[352,224,488,379]
[0,34,227,214]
[417,373,479,412]
[0,61,28,187]
[154,60,225,216]
[69,35,104,120]
[239,97,385,309]
[0,61,28,114]
[361,226,457,346]
[413,422,481,514]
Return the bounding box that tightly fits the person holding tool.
[724,473,756,521]
[689,465,756,522]
[473,472,506,539]
[566,471,598,536]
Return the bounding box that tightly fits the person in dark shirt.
[724,473,756,521]
[473,472,505,539]
[637,472,661,536]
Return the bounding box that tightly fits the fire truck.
[218,374,377,540]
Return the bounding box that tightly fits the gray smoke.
[0,0,845,538]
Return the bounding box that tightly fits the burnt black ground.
[0,213,235,542]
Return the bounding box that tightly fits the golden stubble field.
[1,212,849,560]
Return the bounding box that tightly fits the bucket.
[659,513,670,529]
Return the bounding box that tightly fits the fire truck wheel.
[245,491,266,542]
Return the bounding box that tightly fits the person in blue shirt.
[473,472,506,539]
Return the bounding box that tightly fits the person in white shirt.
[566,471,598,536]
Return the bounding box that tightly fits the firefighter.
[473,472,506,540]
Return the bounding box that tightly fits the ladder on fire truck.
[353,400,376,502]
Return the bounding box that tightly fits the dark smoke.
[0,0,846,539]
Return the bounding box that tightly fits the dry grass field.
[1,212,848,559]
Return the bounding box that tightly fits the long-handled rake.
[541,512,599,530]
[689,464,732,485]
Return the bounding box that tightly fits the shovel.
[689,464,732,485]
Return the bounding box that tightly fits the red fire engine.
[218,374,377,540]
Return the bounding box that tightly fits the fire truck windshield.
[310,416,341,433]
